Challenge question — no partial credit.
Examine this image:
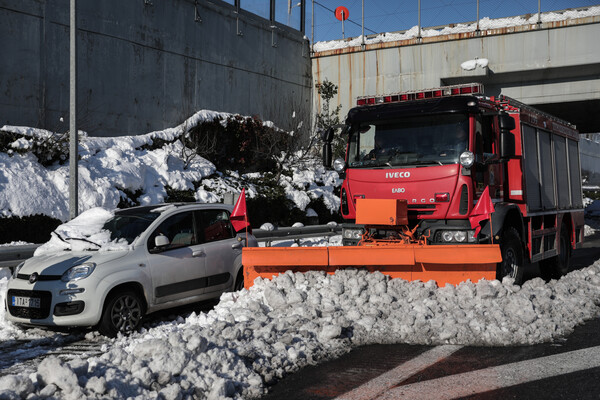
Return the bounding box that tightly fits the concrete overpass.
[312,13,600,133]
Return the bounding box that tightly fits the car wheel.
[98,290,144,338]
[540,224,571,280]
[234,269,244,292]
[497,227,525,284]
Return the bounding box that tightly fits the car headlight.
[459,151,474,168]
[61,263,96,282]
[12,262,25,279]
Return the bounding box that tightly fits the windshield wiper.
[65,237,101,250]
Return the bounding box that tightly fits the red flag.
[231,188,250,232]
[469,186,494,236]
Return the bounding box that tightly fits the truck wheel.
[497,228,525,284]
[98,290,144,338]
[540,225,571,280]
[234,269,244,292]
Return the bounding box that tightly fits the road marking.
[335,345,463,400]
[378,345,600,400]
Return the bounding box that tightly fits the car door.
[145,211,207,305]
[194,208,242,295]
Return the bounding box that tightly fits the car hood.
[20,251,130,276]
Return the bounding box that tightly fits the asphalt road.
[262,232,600,400]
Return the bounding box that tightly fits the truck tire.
[540,224,571,280]
[98,290,144,338]
[497,227,525,284]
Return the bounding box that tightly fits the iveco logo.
[386,172,411,178]
[392,188,405,193]
[29,272,38,284]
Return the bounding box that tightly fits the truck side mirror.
[499,113,516,159]
[321,127,334,143]
[323,143,333,168]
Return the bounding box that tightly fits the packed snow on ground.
[2,261,600,399]
[313,6,600,52]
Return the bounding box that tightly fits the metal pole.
[417,0,421,39]
[476,0,480,31]
[537,0,542,24]
[69,0,78,219]
[311,0,314,51]
[361,0,365,47]
[342,11,345,39]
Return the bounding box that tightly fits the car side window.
[147,211,196,252]
[196,209,234,244]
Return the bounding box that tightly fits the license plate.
[12,296,41,308]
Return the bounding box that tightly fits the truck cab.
[324,83,584,283]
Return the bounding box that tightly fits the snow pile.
[313,6,600,52]
[2,263,600,399]
[0,111,341,224]
[32,207,130,256]
[461,58,489,71]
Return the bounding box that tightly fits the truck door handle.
[231,243,242,250]
[192,250,205,257]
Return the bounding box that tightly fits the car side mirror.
[155,234,170,248]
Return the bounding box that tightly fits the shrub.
[165,186,196,203]
[117,187,144,209]
[0,215,62,244]
[187,116,290,173]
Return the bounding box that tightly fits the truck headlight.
[439,230,477,243]
[61,263,96,282]
[343,228,364,240]
[333,158,346,173]
[459,151,474,168]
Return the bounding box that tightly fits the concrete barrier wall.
[0,0,312,137]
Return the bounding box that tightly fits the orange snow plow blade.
[243,244,501,289]
[243,199,501,288]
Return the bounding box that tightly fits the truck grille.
[7,289,52,319]
[407,204,436,216]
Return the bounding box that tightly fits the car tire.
[497,227,525,284]
[98,290,144,338]
[234,269,244,292]
[540,224,571,281]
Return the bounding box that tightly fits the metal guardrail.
[0,224,343,269]
[253,223,342,246]
[0,244,40,269]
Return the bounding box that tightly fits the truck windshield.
[347,114,469,168]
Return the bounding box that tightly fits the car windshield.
[347,114,469,168]
[102,211,161,244]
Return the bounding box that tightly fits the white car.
[5,203,257,337]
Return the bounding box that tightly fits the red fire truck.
[322,83,585,283]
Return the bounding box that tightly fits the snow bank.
[313,6,600,52]
[2,262,600,399]
[0,112,341,223]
